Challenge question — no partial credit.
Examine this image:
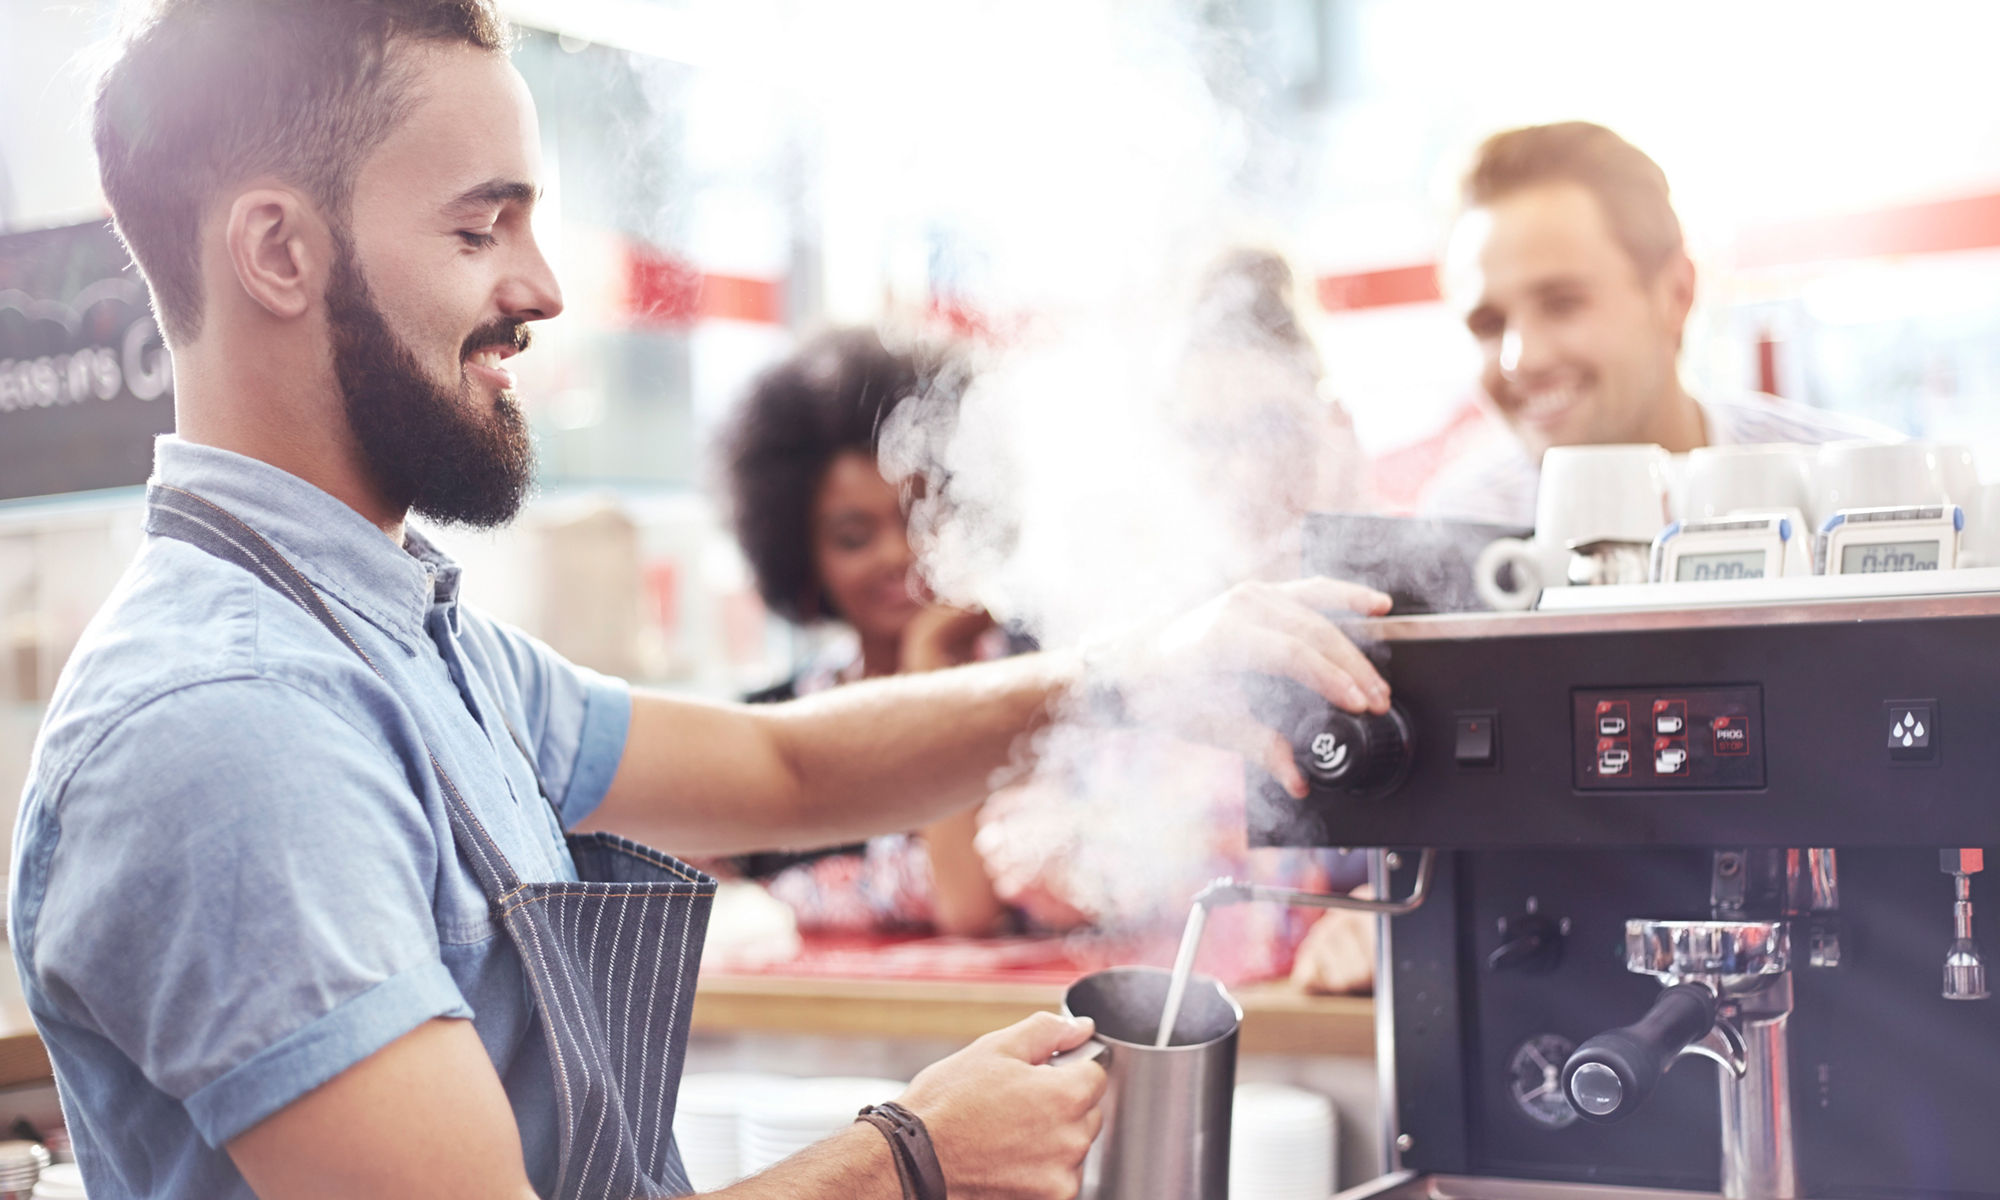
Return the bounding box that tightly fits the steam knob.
[1292,703,1415,796]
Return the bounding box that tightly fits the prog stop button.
[1713,715,1750,756]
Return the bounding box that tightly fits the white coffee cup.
[1811,440,1973,529]
[1937,443,1980,507]
[1536,443,1674,544]
[1682,443,1814,522]
[1474,444,1671,609]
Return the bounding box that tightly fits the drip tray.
[1336,1175,1720,1200]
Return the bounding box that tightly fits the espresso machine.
[1251,528,2000,1199]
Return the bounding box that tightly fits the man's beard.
[325,235,534,529]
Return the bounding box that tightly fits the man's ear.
[1659,250,1697,353]
[222,189,327,322]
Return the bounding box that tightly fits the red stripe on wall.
[1734,191,2000,270]
[625,245,784,327]
[1315,263,1441,312]
[695,273,785,324]
[1312,191,2000,313]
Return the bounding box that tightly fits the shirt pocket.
[434,856,502,947]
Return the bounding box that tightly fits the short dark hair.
[93,0,510,346]
[718,329,961,625]
[1461,121,1684,277]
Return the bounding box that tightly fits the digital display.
[1839,540,1941,574]
[1674,550,1767,581]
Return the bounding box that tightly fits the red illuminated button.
[1713,715,1750,756]
[1654,699,1688,737]
[1654,736,1690,776]
[1596,700,1630,738]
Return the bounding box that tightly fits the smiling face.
[1445,181,1693,462]
[810,451,922,645]
[330,41,563,527]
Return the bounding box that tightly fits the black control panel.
[1250,604,2000,849]
[1572,686,1764,791]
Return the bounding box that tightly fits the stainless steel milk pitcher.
[1062,965,1242,1200]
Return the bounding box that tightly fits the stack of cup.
[0,1141,47,1200]
[30,1162,84,1199]
[1811,440,1977,529]
[673,1072,787,1191]
[1227,1083,1336,1200]
[738,1077,907,1176]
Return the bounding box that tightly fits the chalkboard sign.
[0,219,175,501]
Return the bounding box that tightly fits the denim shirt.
[9,438,633,1199]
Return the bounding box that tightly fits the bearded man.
[10,3,1396,1197]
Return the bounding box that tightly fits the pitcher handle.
[1047,1037,1112,1069]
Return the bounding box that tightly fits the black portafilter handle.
[1560,983,1718,1123]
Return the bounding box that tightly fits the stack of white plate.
[1229,1083,1336,1200]
[673,1072,788,1191]
[33,1161,87,1198]
[738,1076,907,1177]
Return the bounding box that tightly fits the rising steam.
[802,2,1359,941]
[769,1,1357,940]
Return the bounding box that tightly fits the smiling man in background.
[1420,120,1888,527]
[8,2,1399,1198]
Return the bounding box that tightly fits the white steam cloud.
[723,0,1358,933]
[800,1,1352,934]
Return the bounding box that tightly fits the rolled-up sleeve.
[28,678,471,1147]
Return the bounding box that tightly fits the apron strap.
[145,484,528,899]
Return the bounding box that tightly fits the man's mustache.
[463,321,531,359]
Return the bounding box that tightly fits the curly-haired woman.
[716,328,1014,937]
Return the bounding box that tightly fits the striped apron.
[147,484,715,1198]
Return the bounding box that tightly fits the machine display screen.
[1839,540,1941,574]
[1674,550,1767,581]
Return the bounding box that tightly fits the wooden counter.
[691,974,1376,1058]
[0,973,1375,1092]
[0,972,51,1090]
[0,1029,50,1091]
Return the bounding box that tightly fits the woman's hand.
[901,605,999,673]
[1290,886,1377,995]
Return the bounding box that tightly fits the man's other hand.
[1102,577,1393,798]
[897,1011,1108,1200]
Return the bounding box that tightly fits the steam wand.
[1197,847,1437,915]
[1151,850,1435,1048]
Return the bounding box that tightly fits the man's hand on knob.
[1086,578,1393,798]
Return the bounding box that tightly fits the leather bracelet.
[855,1102,947,1200]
